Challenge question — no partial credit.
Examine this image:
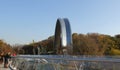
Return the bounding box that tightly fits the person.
[12,53,16,57]
[0,52,4,64]
[4,52,11,68]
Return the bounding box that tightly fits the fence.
[10,55,120,70]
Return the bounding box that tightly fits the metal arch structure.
[54,18,73,55]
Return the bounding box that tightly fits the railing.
[10,55,120,70]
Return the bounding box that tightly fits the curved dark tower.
[54,18,73,55]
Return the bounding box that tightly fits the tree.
[0,40,15,54]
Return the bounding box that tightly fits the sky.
[0,0,120,45]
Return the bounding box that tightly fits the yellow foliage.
[110,48,120,55]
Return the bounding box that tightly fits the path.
[0,63,10,70]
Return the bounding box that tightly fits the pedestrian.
[0,52,4,64]
[4,52,11,68]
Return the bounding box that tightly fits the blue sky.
[0,0,120,45]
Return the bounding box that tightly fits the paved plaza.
[0,63,9,70]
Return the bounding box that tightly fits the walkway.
[0,63,9,70]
